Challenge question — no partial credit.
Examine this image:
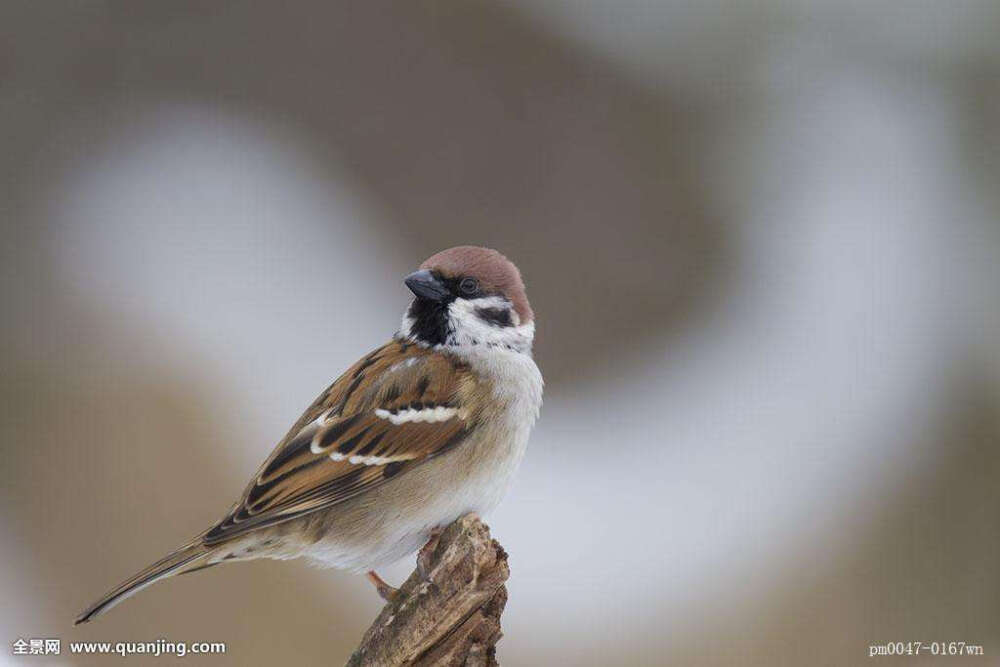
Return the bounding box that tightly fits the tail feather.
[75,540,210,625]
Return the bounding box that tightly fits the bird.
[75,245,542,624]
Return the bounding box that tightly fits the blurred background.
[2,1,999,665]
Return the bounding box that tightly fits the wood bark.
[346,514,509,667]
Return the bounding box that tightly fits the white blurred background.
[2,2,998,665]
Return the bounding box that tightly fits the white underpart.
[374,405,460,424]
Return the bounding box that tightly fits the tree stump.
[346,514,510,667]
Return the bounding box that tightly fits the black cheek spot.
[475,307,513,327]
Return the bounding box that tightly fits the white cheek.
[444,298,534,351]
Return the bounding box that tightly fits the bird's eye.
[459,277,479,295]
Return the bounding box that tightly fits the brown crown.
[419,246,533,324]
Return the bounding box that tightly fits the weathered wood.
[346,514,509,667]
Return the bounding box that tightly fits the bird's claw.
[365,571,398,602]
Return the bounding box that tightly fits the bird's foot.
[365,570,398,602]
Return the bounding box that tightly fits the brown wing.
[203,339,475,545]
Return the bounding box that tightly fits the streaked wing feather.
[204,339,473,545]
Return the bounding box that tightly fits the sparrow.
[76,245,542,624]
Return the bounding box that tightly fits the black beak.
[404,269,449,302]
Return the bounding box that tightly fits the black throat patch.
[407,297,453,346]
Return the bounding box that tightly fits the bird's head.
[399,246,534,352]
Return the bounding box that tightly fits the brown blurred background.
[2,1,999,665]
